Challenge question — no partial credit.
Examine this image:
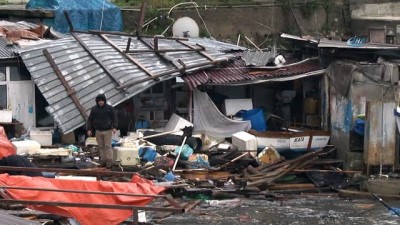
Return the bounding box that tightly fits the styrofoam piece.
[85,137,98,146]
[29,148,70,156]
[0,110,12,123]
[232,131,257,151]
[217,143,231,150]
[12,140,41,155]
[223,99,253,116]
[163,113,193,134]
[30,130,52,146]
[113,147,140,166]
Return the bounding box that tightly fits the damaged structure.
[0,0,400,224]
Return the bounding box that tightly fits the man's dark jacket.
[86,94,118,131]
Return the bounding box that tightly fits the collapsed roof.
[19,32,244,133]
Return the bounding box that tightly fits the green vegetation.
[299,1,319,19]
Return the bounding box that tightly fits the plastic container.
[243,108,267,131]
[30,130,52,146]
[174,144,193,160]
[353,118,365,136]
[139,147,157,162]
[113,147,140,166]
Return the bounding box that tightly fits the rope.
[191,0,213,38]
[100,0,107,31]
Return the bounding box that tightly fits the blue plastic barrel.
[243,108,267,131]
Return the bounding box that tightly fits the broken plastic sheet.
[0,126,16,158]
[0,174,165,225]
[193,89,251,138]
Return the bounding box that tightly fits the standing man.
[86,94,118,168]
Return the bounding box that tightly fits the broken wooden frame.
[63,11,226,91]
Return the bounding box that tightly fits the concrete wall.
[350,2,400,40]
[122,3,346,43]
[351,2,400,18]
[329,61,398,167]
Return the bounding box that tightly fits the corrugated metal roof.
[186,37,246,52]
[0,37,17,59]
[318,39,400,49]
[281,33,400,50]
[242,49,276,66]
[19,32,237,133]
[0,210,40,225]
[182,58,321,90]
[280,33,319,44]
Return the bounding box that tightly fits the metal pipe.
[0,166,136,176]
[0,186,164,198]
[172,136,188,171]
[0,199,184,213]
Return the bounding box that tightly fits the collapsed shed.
[19,31,244,134]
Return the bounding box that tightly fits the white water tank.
[172,17,199,38]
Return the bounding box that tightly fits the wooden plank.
[269,183,316,190]
[98,34,155,78]
[137,37,181,70]
[176,40,215,61]
[382,102,396,166]
[126,48,207,53]
[364,101,396,167]
[136,1,147,35]
[43,49,88,120]
[116,58,227,90]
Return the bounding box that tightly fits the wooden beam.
[126,48,206,53]
[43,49,88,120]
[269,183,316,190]
[137,37,182,69]
[115,58,227,90]
[71,33,129,94]
[177,40,216,61]
[136,1,147,36]
[98,33,155,78]
[63,11,74,32]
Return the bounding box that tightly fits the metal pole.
[0,199,184,213]
[172,136,188,171]
[0,186,164,198]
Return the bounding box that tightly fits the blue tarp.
[27,0,123,33]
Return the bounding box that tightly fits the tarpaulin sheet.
[0,174,165,225]
[26,0,123,33]
[193,89,251,137]
[0,126,16,158]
